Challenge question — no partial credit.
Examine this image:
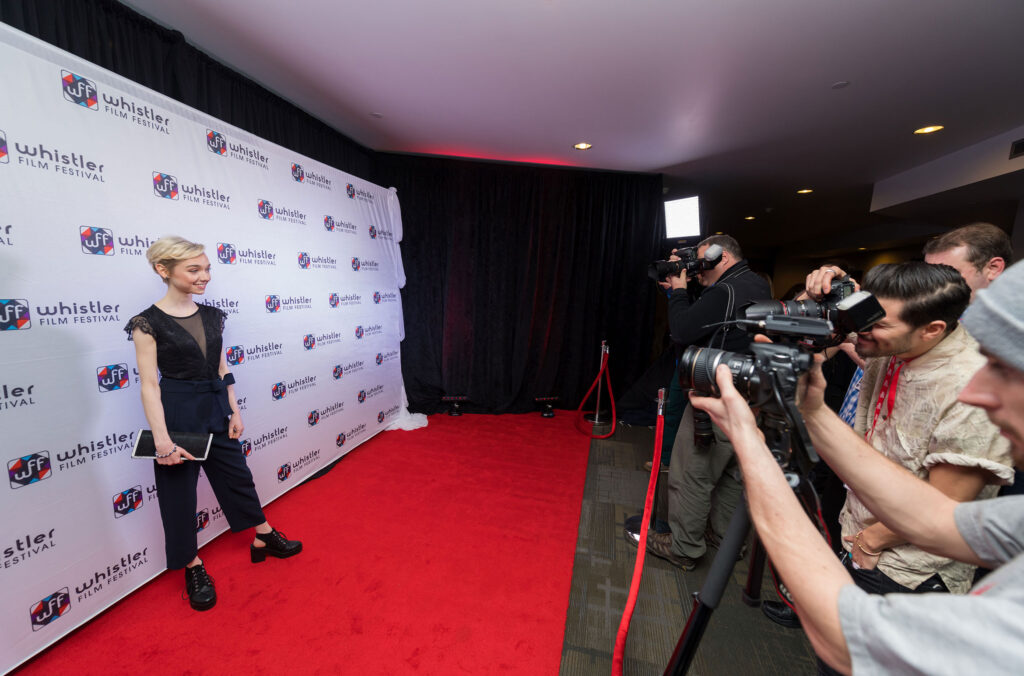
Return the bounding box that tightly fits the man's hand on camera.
[667,252,688,289]
[689,364,762,451]
[804,265,857,300]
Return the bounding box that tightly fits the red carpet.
[13,412,590,675]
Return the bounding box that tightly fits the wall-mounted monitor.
[664,195,701,239]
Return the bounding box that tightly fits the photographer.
[688,261,1024,674]
[646,235,771,569]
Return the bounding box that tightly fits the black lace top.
[124,304,227,380]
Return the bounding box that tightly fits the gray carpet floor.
[560,422,818,676]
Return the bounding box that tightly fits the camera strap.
[715,281,736,350]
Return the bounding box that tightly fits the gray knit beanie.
[962,260,1024,373]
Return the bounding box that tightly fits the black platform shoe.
[184,561,216,611]
[251,528,303,562]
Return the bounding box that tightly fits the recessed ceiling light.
[858,247,867,251]
[573,142,592,150]
[744,216,755,220]
[715,231,723,235]
[914,125,944,135]
[797,188,813,194]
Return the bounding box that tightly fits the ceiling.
[121,0,1024,252]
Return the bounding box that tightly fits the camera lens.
[679,346,759,398]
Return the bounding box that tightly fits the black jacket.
[668,260,772,353]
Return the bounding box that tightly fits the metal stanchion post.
[584,341,610,424]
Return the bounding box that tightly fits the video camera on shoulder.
[648,243,723,282]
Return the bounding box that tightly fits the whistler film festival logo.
[8,452,52,488]
[332,292,360,308]
[363,384,385,401]
[8,134,106,183]
[97,364,130,392]
[34,298,120,327]
[353,257,380,272]
[265,294,312,312]
[199,297,240,316]
[0,224,12,247]
[112,486,143,518]
[376,352,383,366]
[74,547,150,603]
[62,70,97,109]
[379,404,400,424]
[278,463,292,482]
[31,588,70,631]
[54,429,137,472]
[314,330,342,348]
[371,224,395,241]
[318,400,344,422]
[271,382,287,400]
[357,390,366,404]
[303,334,316,350]
[379,349,399,365]
[219,242,277,266]
[229,340,282,364]
[336,432,345,447]
[207,129,269,170]
[1,129,8,163]
[246,425,289,454]
[80,226,113,255]
[4,528,57,570]
[154,171,231,209]
[324,214,357,235]
[332,365,344,380]
[373,291,398,304]
[289,449,321,474]
[299,252,337,270]
[240,439,253,456]
[2,382,37,412]
[307,409,319,426]
[338,359,365,377]
[355,326,364,340]
[1,299,31,330]
[153,172,178,199]
[345,422,367,443]
[80,229,158,257]
[196,509,210,532]
[347,183,373,201]
[284,375,317,395]
[259,200,305,225]
[293,162,331,190]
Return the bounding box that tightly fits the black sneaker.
[184,561,216,611]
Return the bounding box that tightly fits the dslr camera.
[648,244,723,282]
[740,279,884,348]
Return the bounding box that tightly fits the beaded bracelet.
[154,444,178,459]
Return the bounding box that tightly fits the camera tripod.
[663,398,821,675]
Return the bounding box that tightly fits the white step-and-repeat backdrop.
[0,24,408,672]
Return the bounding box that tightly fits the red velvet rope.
[611,398,664,675]
[575,350,617,439]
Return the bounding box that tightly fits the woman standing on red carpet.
[125,236,302,611]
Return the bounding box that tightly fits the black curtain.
[373,154,664,413]
[2,0,667,415]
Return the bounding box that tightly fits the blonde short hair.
[146,236,205,282]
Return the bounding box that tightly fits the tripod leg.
[742,536,767,607]
[664,496,751,676]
